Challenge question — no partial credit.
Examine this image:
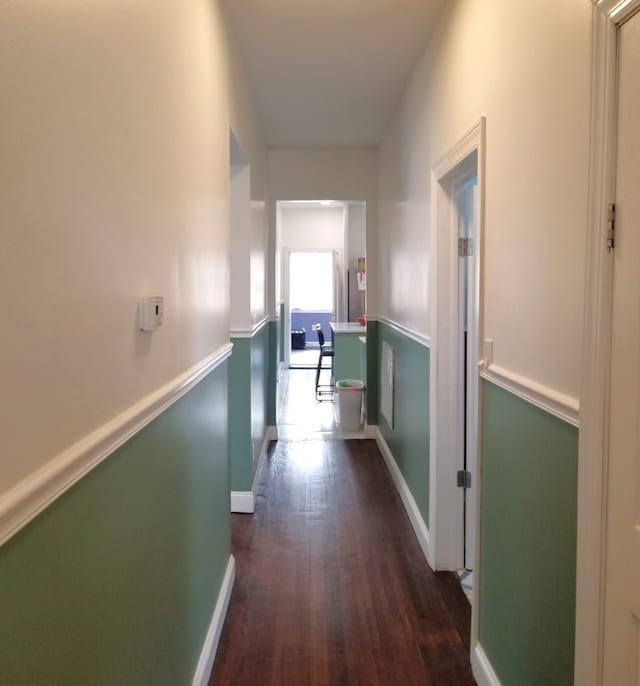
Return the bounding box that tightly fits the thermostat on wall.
[138,296,164,331]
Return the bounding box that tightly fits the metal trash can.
[336,379,364,432]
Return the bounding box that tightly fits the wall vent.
[381,341,395,428]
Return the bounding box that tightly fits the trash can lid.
[336,379,364,390]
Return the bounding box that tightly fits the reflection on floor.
[290,347,321,368]
[211,439,475,686]
[277,367,367,440]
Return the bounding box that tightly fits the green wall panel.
[278,303,285,363]
[229,337,252,492]
[377,322,430,525]
[365,320,379,424]
[0,365,231,686]
[267,319,278,426]
[229,324,269,492]
[479,381,578,686]
[250,325,268,470]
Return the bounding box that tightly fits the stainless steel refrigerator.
[347,268,366,322]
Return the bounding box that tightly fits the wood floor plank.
[210,439,475,686]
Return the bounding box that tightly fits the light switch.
[139,296,164,331]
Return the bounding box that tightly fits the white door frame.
[577,2,640,685]
[455,177,480,572]
[429,118,485,655]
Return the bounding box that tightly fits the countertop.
[330,322,366,334]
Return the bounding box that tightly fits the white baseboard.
[374,427,432,567]
[192,555,235,686]
[472,643,502,686]
[364,424,377,438]
[230,426,276,514]
[266,425,278,442]
[230,491,254,513]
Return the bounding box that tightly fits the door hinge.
[458,238,474,257]
[607,203,616,249]
[457,470,472,489]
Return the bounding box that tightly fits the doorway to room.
[455,173,479,597]
[287,250,335,369]
[275,200,367,438]
[430,120,484,642]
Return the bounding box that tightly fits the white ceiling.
[223,0,446,148]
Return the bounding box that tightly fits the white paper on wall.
[381,341,394,428]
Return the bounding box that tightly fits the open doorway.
[275,200,368,439]
[455,173,479,598]
[430,121,484,655]
[288,250,335,369]
[277,201,345,371]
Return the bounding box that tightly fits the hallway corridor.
[210,439,475,686]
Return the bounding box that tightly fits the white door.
[603,9,640,684]
[456,175,479,571]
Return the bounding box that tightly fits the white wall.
[377,0,591,398]
[280,205,345,251]
[278,205,345,317]
[268,149,378,316]
[227,24,269,330]
[0,1,267,496]
[346,202,366,267]
[230,160,252,331]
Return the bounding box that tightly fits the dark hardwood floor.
[210,439,475,686]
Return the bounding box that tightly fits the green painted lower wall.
[229,337,252,491]
[369,321,578,683]
[0,364,231,686]
[267,319,278,426]
[366,320,379,424]
[278,303,285,363]
[479,381,578,686]
[229,324,269,492]
[377,322,430,526]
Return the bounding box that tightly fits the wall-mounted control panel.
[138,296,164,331]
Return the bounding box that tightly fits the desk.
[330,322,366,382]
